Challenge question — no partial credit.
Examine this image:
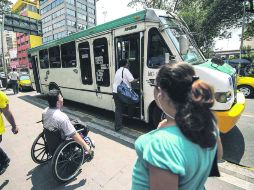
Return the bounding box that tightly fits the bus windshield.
[160,16,205,65]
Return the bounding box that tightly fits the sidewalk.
[1,90,254,189]
[0,91,136,189]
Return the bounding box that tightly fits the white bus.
[28,9,245,133]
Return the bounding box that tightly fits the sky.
[9,0,241,51]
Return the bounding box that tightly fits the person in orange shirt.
[0,91,19,175]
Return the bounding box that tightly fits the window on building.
[53,20,65,29]
[77,12,86,20]
[87,7,95,15]
[88,17,95,24]
[61,41,76,68]
[79,41,92,84]
[67,9,75,17]
[67,20,76,27]
[41,0,64,14]
[93,38,110,86]
[52,9,64,19]
[76,2,86,10]
[53,31,66,40]
[39,49,49,69]
[49,46,61,68]
[66,0,75,5]
[88,0,94,5]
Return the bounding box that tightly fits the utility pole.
[240,0,246,59]
[1,13,6,76]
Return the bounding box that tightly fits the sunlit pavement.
[0,90,253,189]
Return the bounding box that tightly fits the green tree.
[128,0,253,52]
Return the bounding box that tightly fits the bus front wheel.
[152,105,165,128]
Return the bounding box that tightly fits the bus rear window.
[49,46,61,68]
[39,49,49,69]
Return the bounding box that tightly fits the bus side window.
[61,41,77,68]
[39,49,49,69]
[93,37,110,87]
[49,46,61,68]
[78,42,93,85]
[148,28,172,68]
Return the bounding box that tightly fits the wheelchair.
[31,119,95,182]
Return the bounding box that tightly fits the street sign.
[3,13,42,35]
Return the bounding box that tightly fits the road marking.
[242,114,254,118]
[219,172,254,190]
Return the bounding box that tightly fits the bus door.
[115,32,144,119]
[91,36,113,110]
[30,54,41,93]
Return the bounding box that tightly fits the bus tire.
[152,105,165,128]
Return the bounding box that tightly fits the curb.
[219,161,254,184]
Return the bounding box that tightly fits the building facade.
[4,31,18,69]
[12,0,42,69]
[40,0,96,43]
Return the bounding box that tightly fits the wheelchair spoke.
[34,147,45,152]
[71,159,81,166]
[36,142,45,146]
[57,159,69,164]
[41,150,47,160]
[36,149,46,158]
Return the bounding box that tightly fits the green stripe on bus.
[28,10,148,53]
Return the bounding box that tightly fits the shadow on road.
[27,164,86,190]
[220,126,245,164]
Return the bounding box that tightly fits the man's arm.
[2,104,19,134]
[71,132,92,153]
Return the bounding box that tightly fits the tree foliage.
[0,0,13,11]
[128,0,254,52]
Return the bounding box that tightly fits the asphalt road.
[220,97,254,168]
[23,91,254,169]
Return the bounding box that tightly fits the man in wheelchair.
[42,89,94,157]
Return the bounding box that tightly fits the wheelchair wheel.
[31,132,52,164]
[51,140,84,182]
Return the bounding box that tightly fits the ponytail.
[156,63,217,148]
[175,80,217,148]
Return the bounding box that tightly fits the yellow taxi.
[18,75,33,91]
[237,76,254,98]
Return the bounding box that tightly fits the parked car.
[18,75,33,91]
[237,76,254,98]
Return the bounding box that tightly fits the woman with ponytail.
[132,63,223,190]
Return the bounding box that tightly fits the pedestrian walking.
[0,91,19,175]
[132,63,223,190]
[112,59,138,131]
[8,68,19,94]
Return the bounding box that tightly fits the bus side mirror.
[179,35,189,55]
[211,57,224,66]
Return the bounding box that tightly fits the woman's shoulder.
[135,126,181,149]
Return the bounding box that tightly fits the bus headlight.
[215,91,232,103]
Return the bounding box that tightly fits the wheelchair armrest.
[75,123,89,137]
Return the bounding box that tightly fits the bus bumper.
[213,92,245,133]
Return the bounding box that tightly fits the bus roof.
[28,9,162,53]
